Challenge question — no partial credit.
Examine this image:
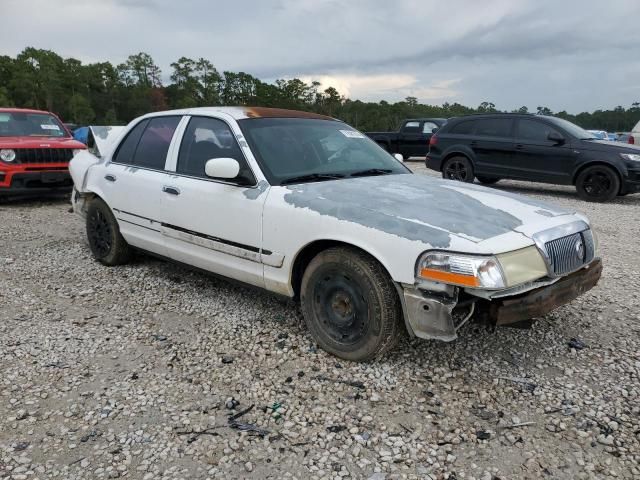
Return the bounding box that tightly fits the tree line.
[1,48,639,132]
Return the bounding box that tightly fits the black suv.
[426,113,640,202]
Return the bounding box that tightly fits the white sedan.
[69,107,602,361]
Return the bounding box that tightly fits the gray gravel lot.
[1,164,639,480]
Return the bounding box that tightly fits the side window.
[517,119,561,142]
[133,116,181,170]
[450,120,476,135]
[112,120,148,165]
[475,119,513,138]
[177,116,251,181]
[422,121,439,133]
[403,121,421,133]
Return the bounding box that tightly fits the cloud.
[1,0,639,112]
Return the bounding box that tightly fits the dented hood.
[282,173,577,248]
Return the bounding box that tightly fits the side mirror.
[393,153,404,162]
[432,127,438,133]
[204,157,240,179]
[548,132,565,144]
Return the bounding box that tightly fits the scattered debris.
[476,430,491,440]
[499,421,536,430]
[327,425,347,433]
[225,397,239,410]
[314,375,366,390]
[498,376,537,392]
[221,355,234,364]
[568,337,587,350]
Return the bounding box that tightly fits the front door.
[511,118,577,183]
[398,121,426,158]
[159,115,266,289]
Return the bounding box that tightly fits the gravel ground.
[1,164,639,480]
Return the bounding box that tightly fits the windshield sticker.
[340,129,365,139]
[41,124,60,130]
[0,114,9,122]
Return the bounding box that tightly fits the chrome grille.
[544,229,594,276]
[14,148,74,164]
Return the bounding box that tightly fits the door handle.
[162,186,180,196]
[104,174,116,182]
[515,144,524,150]
[470,141,478,147]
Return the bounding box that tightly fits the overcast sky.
[3,0,640,113]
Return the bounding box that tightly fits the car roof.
[0,107,55,115]
[138,106,336,121]
[404,118,447,122]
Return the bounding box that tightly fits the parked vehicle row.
[426,113,640,202]
[68,107,602,361]
[0,108,86,196]
[365,118,447,158]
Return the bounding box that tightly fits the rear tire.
[476,176,500,185]
[300,247,402,362]
[86,197,132,265]
[575,165,620,202]
[442,156,474,183]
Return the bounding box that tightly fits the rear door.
[159,115,266,289]
[102,115,183,256]
[470,118,516,177]
[512,118,577,183]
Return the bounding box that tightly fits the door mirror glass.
[204,157,240,179]
[548,132,565,144]
[393,153,404,162]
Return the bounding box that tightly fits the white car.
[587,129,610,140]
[69,107,602,361]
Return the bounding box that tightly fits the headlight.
[0,149,16,162]
[621,153,640,162]
[417,251,506,289]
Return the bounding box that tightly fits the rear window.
[0,111,69,138]
[475,118,513,137]
[133,116,181,169]
[449,120,476,135]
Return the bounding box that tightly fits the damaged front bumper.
[399,258,602,341]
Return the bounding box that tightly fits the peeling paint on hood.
[283,173,572,246]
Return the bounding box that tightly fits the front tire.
[300,247,402,362]
[575,165,620,202]
[86,197,132,265]
[442,156,474,183]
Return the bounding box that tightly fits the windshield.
[547,117,596,140]
[0,111,69,138]
[238,118,410,185]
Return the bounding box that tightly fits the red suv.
[0,108,86,196]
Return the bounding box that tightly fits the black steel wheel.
[301,247,402,362]
[86,197,132,265]
[575,165,620,202]
[442,156,474,183]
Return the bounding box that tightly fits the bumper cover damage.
[401,258,602,340]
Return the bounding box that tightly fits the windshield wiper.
[350,168,393,177]
[280,173,345,185]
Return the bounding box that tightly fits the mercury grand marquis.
[69,107,602,361]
